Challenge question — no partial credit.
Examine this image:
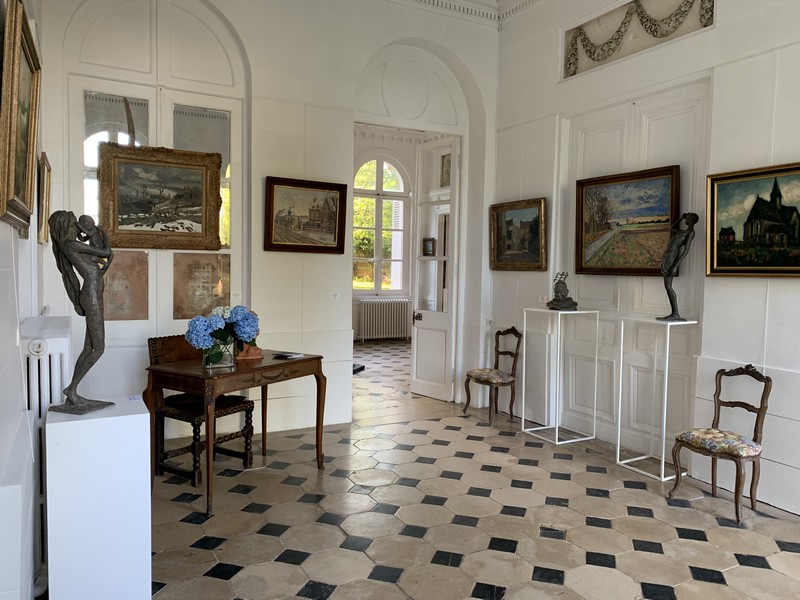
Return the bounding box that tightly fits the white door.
[410,137,460,400]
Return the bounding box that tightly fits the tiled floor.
[151,340,800,599]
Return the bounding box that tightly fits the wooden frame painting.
[707,162,800,276]
[575,165,680,276]
[173,253,230,319]
[98,142,222,250]
[489,198,547,271]
[104,250,149,321]
[0,0,41,234]
[264,176,347,254]
[37,151,51,243]
[440,153,451,187]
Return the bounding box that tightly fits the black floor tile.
[350,484,375,494]
[368,565,404,583]
[257,523,289,537]
[422,495,447,506]
[539,526,566,540]
[204,563,243,580]
[627,506,654,518]
[525,441,544,448]
[481,465,502,473]
[180,512,210,525]
[275,549,311,565]
[716,516,745,529]
[518,458,539,467]
[550,472,571,480]
[397,477,421,487]
[488,537,518,553]
[395,443,414,451]
[416,456,437,464]
[172,492,202,503]
[587,465,607,473]
[432,439,450,446]
[689,566,726,585]
[241,502,270,514]
[412,428,429,434]
[666,498,692,508]
[490,446,510,453]
[532,566,565,585]
[586,488,610,498]
[633,539,664,554]
[373,503,400,514]
[452,514,479,527]
[471,581,506,599]
[468,487,492,497]
[545,497,569,507]
[553,453,573,460]
[735,553,771,569]
[400,524,428,538]
[228,483,256,495]
[299,492,326,503]
[441,471,463,480]
[455,451,475,459]
[778,540,800,553]
[510,479,533,489]
[317,512,346,525]
[586,551,616,568]
[191,535,226,550]
[330,469,351,478]
[623,480,647,490]
[340,536,373,551]
[444,425,461,431]
[586,516,612,529]
[640,582,677,600]
[296,580,337,600]
[431,550,464,567]
[676,527,708,541]
[500,505,526,517]
[218,468,242,477]
[281,476,306,486]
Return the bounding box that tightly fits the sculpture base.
[656,315,687,322]
[49,398,115,415]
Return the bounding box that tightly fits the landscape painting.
[707,162,800,276]
[98,142,222,250]
[490,198,547,271]
[575,165,680,276]
[264,176,347,254]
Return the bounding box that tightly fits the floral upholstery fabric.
[675,428,761,458]
[467,368,514,385]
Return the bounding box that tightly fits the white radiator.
[360,298,411,342]
[20,316,71,585]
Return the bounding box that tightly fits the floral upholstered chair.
[669,364,772,524]
[463,326,522,424]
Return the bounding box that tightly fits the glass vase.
[203,340,235,369]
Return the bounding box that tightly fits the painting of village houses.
[489,198,546,271]
[708,164,800,275]
[576,166,679,276]
[264,177,347,254]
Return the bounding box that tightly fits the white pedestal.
[521,308,599,445]
[615,318,698,481]
[46,398,151,600]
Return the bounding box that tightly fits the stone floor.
[151,340,800,599]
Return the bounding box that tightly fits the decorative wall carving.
[565,0,715,78]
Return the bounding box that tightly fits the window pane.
[353,261,375,290]
[173,105,230,179]
[383,161,403,192]
[355,160,377,190]
[353,196,375,228]
[381,230,403,260]
[353,230,375,259]
[382,199,404,229]
[381,261,403,290]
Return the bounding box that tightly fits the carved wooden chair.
[147,335,254,486]
[669,364,772,524]
[463,326,523,424]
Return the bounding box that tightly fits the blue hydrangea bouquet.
[185,305,259,368]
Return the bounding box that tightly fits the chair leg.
[711,457,718,497]
[488,387,496,424]
[508,387,515,422]
[734,460,746,524]
[668,442,683,499]
[243,408,254,469]
[750,458,760,512]
[463,379,472,415]
[190,422,203,487]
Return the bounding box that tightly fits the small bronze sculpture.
[49,211,115,415]
[547,272,578,311]
[657,212,699,322]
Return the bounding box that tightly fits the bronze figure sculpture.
[547,272,578,311]
[49,211,115,414]
[657,212,699,322]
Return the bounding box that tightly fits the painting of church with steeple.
[709,165,800,275]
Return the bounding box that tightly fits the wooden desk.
[143,351,326,516]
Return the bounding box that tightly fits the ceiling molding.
[354,123,449,145]
[387,0,549,28]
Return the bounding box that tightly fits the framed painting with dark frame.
[0,0,41,235]
[707,162,800,276]
[264,176,347,254]
[422,237,436,257]
[98,142,222,250]
[37,151,51,244]
[575,165,680,276]
[489,197,547,271]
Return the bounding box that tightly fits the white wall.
[496,0,800,513]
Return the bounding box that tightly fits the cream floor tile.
[280,521,346,553]
[397,564,475,600]
[340,511,404,538]
[616,550,692,586]
[232,562,309,600]
[768,551,800,581]
[564,564,641,600]
[212,532,284,567]
[724,564,800,599]
[300,547,376,585]
[424,522,491,553]
[460,549,534,586]
[516,537,585,571]
[329,579,410,600]
[369,483,425,506]
[394,503,454,527]
[365,535,437,568]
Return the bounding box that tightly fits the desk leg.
[204,382,216,517]
[314,367,327,469]
[142,373,159,491]
[260,385,269,456]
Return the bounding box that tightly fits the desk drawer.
[255,361,318,386]
[217,372,256,393]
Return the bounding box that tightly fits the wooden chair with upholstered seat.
[147,335,254,487]
[463,326,522,424]
[669,363,772,524]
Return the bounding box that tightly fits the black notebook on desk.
[272,351,304,359]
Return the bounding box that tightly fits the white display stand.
[521,308,599,445]
[46,398,151,600]
[615,318,698,481]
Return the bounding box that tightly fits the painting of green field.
[584,222,670,268]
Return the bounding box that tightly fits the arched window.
[352,158,409,294]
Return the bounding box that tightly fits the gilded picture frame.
[575,165,680,276]
[98,142,222,250]
[264,176,347,254]
[489,198,547,271]
[0,0,41,234]
[707,162,800,276]
[37,151,51,243]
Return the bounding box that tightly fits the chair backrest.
[712,364,772,444]
[492,326,523,376]
[147,335,202,366]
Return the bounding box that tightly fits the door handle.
[412,310,423,324]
